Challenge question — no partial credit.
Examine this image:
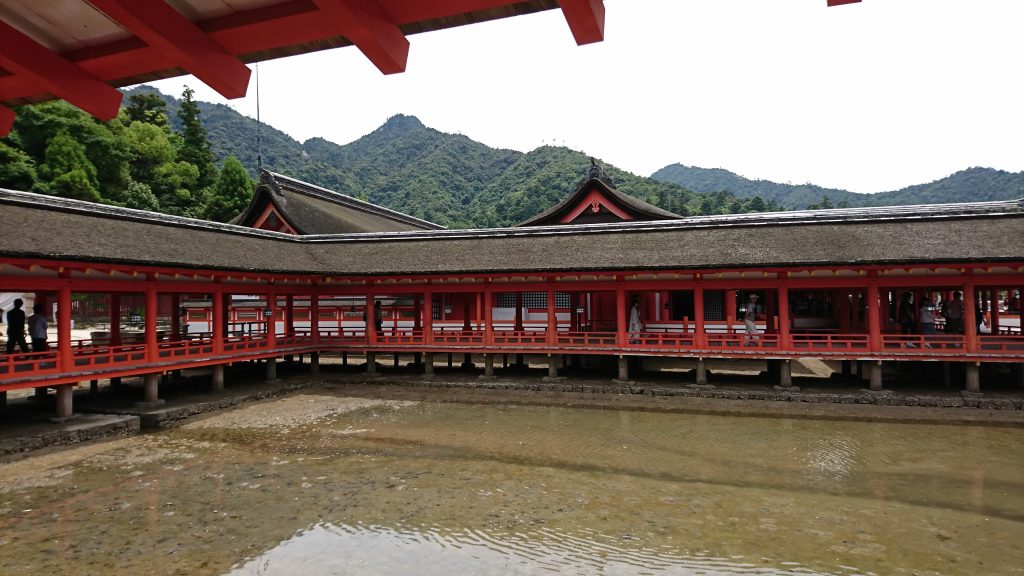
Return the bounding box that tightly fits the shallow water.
[1,392,1022,575]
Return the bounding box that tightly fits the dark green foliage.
[0,141,38,190]
[176,87,217,189]
[203,156,254,222]
[124,93,169,127]
[39,132,101,202]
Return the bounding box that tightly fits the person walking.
[5,298,28,354]
[28,303,48,352]
[742,293,762,345]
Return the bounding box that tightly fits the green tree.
[39,132,101,202]
[124,121,176,182]
[176,86,217,189]
[747,196,767,213]
[0,141,38,190]
[120,180,161,211]
[124,92,169,127]
[151,161,200,215]
[203,156,254,222]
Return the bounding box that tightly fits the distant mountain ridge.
[651,164,1024,208]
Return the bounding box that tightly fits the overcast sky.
[145,0,1024,194]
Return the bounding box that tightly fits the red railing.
[791,333,870,351]
[556,331,617,347]
[432,330,485,345]
[71,343,148,369]
[978,335,1024,353]
[0,349,60,377]
[377,330,425,345]
[492,330,548,346]
[156,337,216,360]
[705,333,780,349]
[223,334,269,352]
[627,332,696,349]
[881,334,965,351]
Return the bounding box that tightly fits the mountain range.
[135,87,1024,227]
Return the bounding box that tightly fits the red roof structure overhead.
[0,0,609,136]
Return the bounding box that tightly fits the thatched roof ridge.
[518,178,682,226]
[231,171,444,234]
[1,189,1022,276]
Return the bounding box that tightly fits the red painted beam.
[313,0,409,74]
[558,0,605,45]
[88,0,251,99]
[827,0,862,6]
[0,20,121,119]
[0,106,13,137]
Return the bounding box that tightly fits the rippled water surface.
[1,392,1023,575]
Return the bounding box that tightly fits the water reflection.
[228,522,849,576]
[0,394,1022,576]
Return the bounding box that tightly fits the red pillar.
[475,292,482,332]
[310,289,320,344]
[778,285,791,349]
[58,281,72,372]
[145,280,158,362]
[423,289,433,344]
[484,287,493,344]
[285,294,295,338]
[615,283,626,347]
[212,287,224,353]
[514,292,523,332]
[990,287,1000,335]
[725,289,737,333]
[964,283,978,353]
[266,289,277,348]
[694,287,706,348]
[109,293,121,345]
[866,283,881,351]
[413,294,422,331]
[367,292,377,344]
[546,286,556,345]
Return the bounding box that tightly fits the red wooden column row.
[615,281,626,347]
[212,284,224,353]
[266,288,277,348]
[778,285,791,348]
[57,279,72,372]
[546,285,556,345]
[964,283,978,353]
[145,277,158,362]
[483,287,494,345]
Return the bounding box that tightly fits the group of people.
[2,299,49,355]
[897,291,973,342]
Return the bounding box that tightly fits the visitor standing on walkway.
[5,298,28,354]
[742,294,762,345]
[943,291,964,334]
[628,296,642,344]
[28,303,48,352]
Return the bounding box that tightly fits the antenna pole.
[256,64,263,172]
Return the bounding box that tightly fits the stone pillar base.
[869,361,883,392]
[695,358,708,386]
[310,352,320,374]
[211,365,225,392]
[143,373,161,404]
[965,362,980,393]
[266,358,278,381]
[55,383,73,419]
[366,352,377,375]
[617,356,629,382]
[484,354,494,377]
[779,359,793,388]
[424,353,434,376]
[548,355,559,379]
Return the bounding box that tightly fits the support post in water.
[212,364,225,391]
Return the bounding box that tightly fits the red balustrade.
[432,330,485,345]
[791,333,870,351]
[556,331,617,347]
[880,334,965,352]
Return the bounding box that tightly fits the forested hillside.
[0,88,253,221]
[120,87,776,227]
[652,164,1024,209]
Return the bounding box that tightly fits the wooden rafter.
[0,19,122,121]
[558,0,605,45]
[313,0,409,75]
[87,0,252,99]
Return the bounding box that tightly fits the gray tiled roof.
[1,189,1021,276]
